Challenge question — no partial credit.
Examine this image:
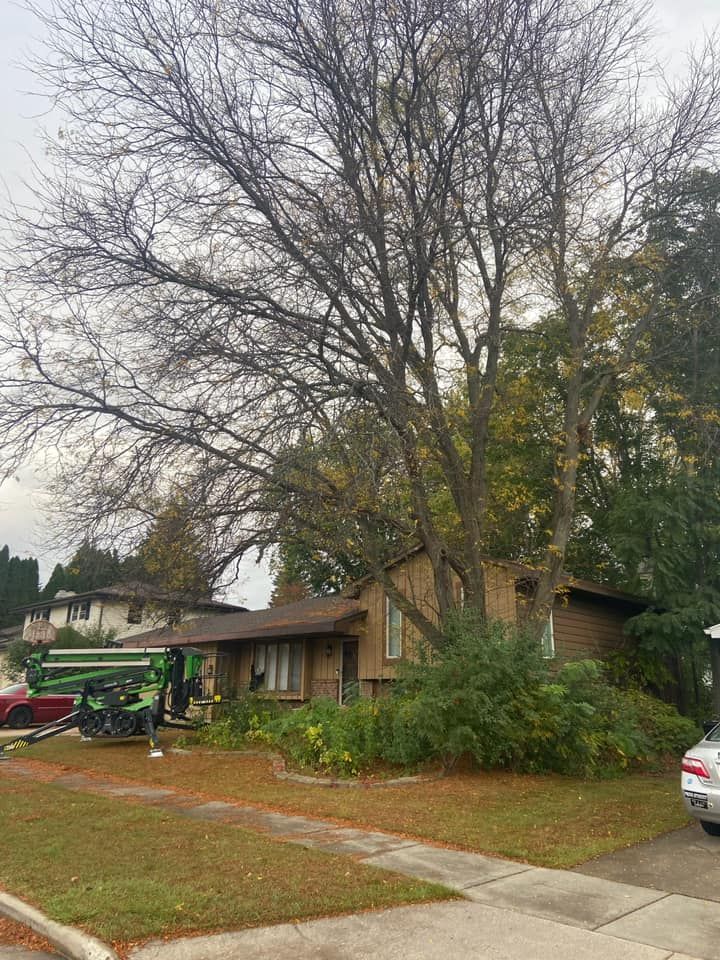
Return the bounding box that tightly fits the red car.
[0,683,76,728]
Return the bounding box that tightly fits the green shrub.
[194,612,700,780]
[376,695,433,768]
[390,626,699,777]
[393,614,548,771]
[264,697,388,776]
[514,660,701,776]
[195,694,281,750]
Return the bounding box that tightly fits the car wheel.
[700,820,720,837]
[7,705,33,728]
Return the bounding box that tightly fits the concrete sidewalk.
[128,900,704,960]
[3,760,718,960]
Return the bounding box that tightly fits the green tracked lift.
[0,645,221,759]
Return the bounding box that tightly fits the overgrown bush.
[194,694,281,750]
[502,660,700,776]
[391,614,547,770]
[195,613,700,779]
[263,697,388,775]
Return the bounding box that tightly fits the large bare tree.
[1,0,719,643]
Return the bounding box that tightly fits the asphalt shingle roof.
[121,595,363,648]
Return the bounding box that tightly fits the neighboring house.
[123,551,651,703]
[0,623,24,685]
[15,583,245,643]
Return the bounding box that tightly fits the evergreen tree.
[62,541,122,593]
[40,562,70,600]
[0,545,40,628]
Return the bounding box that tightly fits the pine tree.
[0,545,40,628]
[40,563,69,600]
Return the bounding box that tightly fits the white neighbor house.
[16,583,245,643]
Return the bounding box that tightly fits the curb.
[0,891,119,960]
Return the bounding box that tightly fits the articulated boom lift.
[0,646,221,759]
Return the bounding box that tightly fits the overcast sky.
[1,0,718,602]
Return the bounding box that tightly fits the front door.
[341,640,359,705]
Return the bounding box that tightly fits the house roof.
[123,553,649,651]
[13,582,245,615]
[344,546,651,609]
[121,595,364,648]
[496,563,652,608]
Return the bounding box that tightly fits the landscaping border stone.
[0,891,119,960]
[169,744,437,788]
[272,756,436,788]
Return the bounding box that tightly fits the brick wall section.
[311,679,339,699]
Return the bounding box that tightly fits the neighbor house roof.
[14,582,245,615]
[122,595,364,648]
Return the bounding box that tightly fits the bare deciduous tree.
[1,0,719,643]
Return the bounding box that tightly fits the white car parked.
[682,722,720,836]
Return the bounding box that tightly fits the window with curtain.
[253,641,303,692]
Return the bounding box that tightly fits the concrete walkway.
[3,761,718,960]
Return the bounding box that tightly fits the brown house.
[123,552,650,703]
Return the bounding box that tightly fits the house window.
[386,597,402,659]
[30,608,51,622]
[541,613,555,658]
[67,600,91,623]
[127,601,144,625]
[253,641,303,692]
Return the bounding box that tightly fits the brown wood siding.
[484,565,518,622]
[552,596,630,660]
[357,556,519,680]
[357,552,439,681]
[309,636,342,682]
[358,579,393,679]
[219,640,253,695]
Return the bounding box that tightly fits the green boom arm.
[0,646,220,759]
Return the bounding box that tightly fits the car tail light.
[682,755,712,780]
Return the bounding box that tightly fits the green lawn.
[0,777,452,949]
[2,733,690,868]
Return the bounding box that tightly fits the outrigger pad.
[0,738,32,754]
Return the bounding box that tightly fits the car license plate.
[684,790,709,809]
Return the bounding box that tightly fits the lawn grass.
[2,733,690,868]
[0,776,452,948]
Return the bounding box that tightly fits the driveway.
[574,821,720,901]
